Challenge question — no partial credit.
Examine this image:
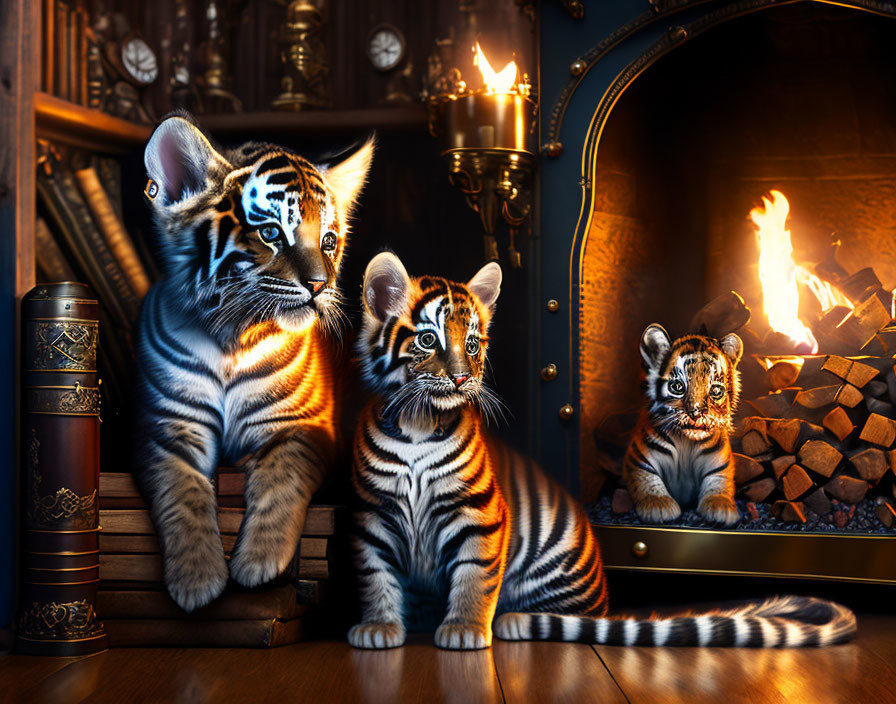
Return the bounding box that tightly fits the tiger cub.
[134,113,372,611]
[624,324,742,526]
[348,252,855,650]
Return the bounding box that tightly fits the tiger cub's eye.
[259,225,282,243]
[465,337,481,356]
[321,231,338,253]
[668,379,686,396]
[710,383,726,399]
[416,331,438,350]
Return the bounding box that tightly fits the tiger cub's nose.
[306,279,326,295]
[453,374,469,388]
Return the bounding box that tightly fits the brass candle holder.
[427,44,537,266]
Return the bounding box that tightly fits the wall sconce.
[426,42,537,267]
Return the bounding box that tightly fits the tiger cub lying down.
[348,252,856,650]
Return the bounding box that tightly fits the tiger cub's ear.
[144,114,232,208]
[467,261,502,310]
[640,324,672,370]
[322,137,375,222]
[363,252,410,322]
[719,332,743,367]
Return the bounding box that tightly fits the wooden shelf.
[34,92,152,154]
[199,105,428,136]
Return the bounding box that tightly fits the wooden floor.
[3,614,896,703]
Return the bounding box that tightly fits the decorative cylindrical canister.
[15,282,108,655]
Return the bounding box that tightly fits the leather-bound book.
[74,166,151,298]
[15,282,108,655]
[34,216,77,283]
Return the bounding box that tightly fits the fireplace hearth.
[536,0,896,582]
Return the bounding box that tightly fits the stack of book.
[97,470,341,647]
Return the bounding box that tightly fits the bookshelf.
[35,92,152,153]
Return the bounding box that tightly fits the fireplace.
[536,0,896,581]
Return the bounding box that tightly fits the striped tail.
[494,596,856,647]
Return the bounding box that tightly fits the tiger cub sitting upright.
[624,324,742,526]
[348,253,855,650]
[134,113,373,611]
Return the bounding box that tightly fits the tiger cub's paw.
[634,494,681,523]
[435,622,492,650]
[229,538,285,588]
[698,494,740,526]
[348,623,406,649]
[164,541,229,613]
[493,613,529,641]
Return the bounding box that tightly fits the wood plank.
[20,637,503,703]
[201,106,428,136]
[34,91,151,152]
[494,640,626,703]
[99,506,336,536]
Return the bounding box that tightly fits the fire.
[474,42,518,94]
[751,190,853,353]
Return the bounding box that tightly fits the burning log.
[822,407,855,441]
[876,499,896,528]
[849,448,888,485]
[771,500,807,523]
[733,454,764,485]
[798,440,842,478]
[837,384,864,409]
[794,385,841,409]
[742,477,776,502]
[858,414,896,447]
[781,465,813,501]
[740,430,770,457]
[837,267,882,305]
[771,454,796,479]
[805,487,832,515]
[824,475,868,504]
[765,360,800,392]
[690,291,751,338]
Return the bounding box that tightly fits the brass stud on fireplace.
[546,298,559,312]
[631,541,649,558]
[558,403,574,420]
[541,363,558,381]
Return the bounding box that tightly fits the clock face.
[367,24,405,72]
[122,38,159,86]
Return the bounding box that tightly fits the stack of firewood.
[736,350,896,527]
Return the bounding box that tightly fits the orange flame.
[474,42,518,94]
[750,191,852,353]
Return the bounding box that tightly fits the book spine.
[54,0,69,99]
[34,216,77,282]
[78,7,87,106]
[96,587,303,620]
[74,167,151,298]
[103,617,304,648]
[68,5,79,105]
[42,0,55,92]
[15,284,108,656]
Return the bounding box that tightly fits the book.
[74,166,152,298]
[68,4,80,105]
[96,585,306,621]
[103,616,305,648]
[37,165,139,329]
[42,0,55,92]
[99,553,330,582]
[53,0,70,100]
[34,216,77,282]
[99,507,337,536]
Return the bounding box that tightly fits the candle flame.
[474,42,518,94]
[751,190,852,353]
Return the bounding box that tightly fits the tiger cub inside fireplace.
[624,324,742,526]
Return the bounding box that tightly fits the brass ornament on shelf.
[17,599,105,642]
[197,0,242,113]
[272,0,333,111]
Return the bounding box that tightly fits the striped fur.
[348,254,856,650]
[134,114,372,611]
[624,325,743,525]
